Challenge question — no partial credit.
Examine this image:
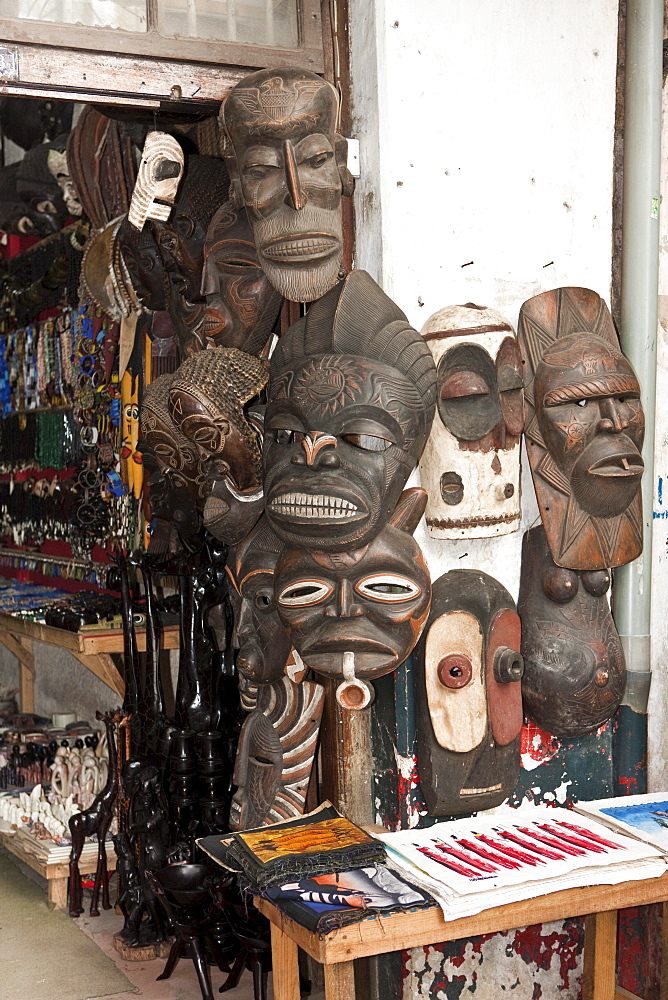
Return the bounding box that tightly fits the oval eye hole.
[355,574,421,603]
[576,399,588,407]
[277,580,333,607]
[440,371,490,400]
[273,429,305,445]
[342,433,391,452]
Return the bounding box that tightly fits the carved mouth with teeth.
[260,234,340,263]
[269,492,363,521]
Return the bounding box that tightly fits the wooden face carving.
[227,517,292,692]
[420,305,523,539]
[275,490,431,683]
[128,131,184,231]
[518,524,626,737]
[118,219,168,313]
[222,68,352,303]
[230,676,324,831]
[264,273,437,552]
[518,287,644,569]
[414,569,523,816]
[201,201,282,355]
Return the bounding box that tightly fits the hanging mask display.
[414,569,524,816]
[46,136,83,218]
[518,524,625,738]
[518,286,644,570]
[275,489,432,708]
[203,406,265,546]
[201,201,283,355]
[226,515,292,704]
[128,131,184,232]
[420,304,523,539]
[117,218,169,314]
[264,270,437,553]
[221,67,354,302]
[229,675,325,831]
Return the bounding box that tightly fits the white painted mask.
[128,132,185,231]
[420,304,524,539]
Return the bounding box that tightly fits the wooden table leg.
[48,876,68,910]
[583,910,618,1000]
[270,920,300,1000]
[324,961,356,1000]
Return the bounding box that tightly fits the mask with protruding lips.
[414,568,524,816]
[221,67,354,303]
[274,489,431,684]
[264,271,437,552]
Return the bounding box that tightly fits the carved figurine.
[128,131,184,231]
[518,524,626,737]
[517,286,644,570]
[201,200,282,355]
[414,570,524,816]
[221,67,354,302]
[230,675,324,831]
[113,831,168,950]
[275,489,432,707]
[264,270,437,552]
[420,303,524,538]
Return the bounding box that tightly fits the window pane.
[157,0,299,47]
[0,0,147,30]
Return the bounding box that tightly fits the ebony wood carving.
[517,287,644,569]
[264,270,437,552]
[518,524,626,737]
[414,570,524,816]
[420,304,523,539]
[221,67,354,303]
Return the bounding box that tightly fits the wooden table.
[256,872,668,1000]
[0,611,179,710]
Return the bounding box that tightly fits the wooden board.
[0,613,179,653]
[255,871,668,966]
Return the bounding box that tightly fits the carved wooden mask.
[118,217,169,313]
[229,675,324,831]
[203,405,265,545]
[518,287,644,569]
[221,67,353,302]
[275,489,431,694]
[414,569,524,816]
[264,271,437,552]
[128,131,184,232]
[420,304,523,539]
[226,516,292,700]
[518,524,626,737]
[201,200,282,355]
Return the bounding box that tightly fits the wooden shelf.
[0,611,179,654]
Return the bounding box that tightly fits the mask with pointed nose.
[264,271,437,552]
[221,67,354,302]
[518,287,645,569]
[274,489,432,684]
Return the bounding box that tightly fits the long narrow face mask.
[420,304,523,539]
[128,132,184,231]
[414,569,524,816]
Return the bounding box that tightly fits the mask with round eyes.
[230,675,324,831]
[414,568,524,817]
[200,200,282,356]
[518,524,625,738]
[419,304,523,540]
[518,286,645,570]
[222,67,354,303]
[264,271,437,553]
[274,489,432,700]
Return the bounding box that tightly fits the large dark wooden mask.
[414,569,524,816]
[226,516,292,704]
[420,304,523,539]
[264,271,437,552]
[230,675,324,831]
[221,68,353,302]
[201,200,282,355]
[275,490,431,706]
[118,217,169,313]
[518,524,625,737]
[518,287,644,569]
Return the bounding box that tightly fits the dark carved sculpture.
[141,372,209,507]
[517,286,644,569]
[201,200,282,355]
[226,516,292,705]
[118,217,169,313]
[66,106,136,232]
[230,675,324,831]
[414,570,524,816]
[264,270,437,552]
[275,488,432,706]
[113,831,168,949]
[518,524,626,737]
[221,67,354,302]
[420,303,524,538]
